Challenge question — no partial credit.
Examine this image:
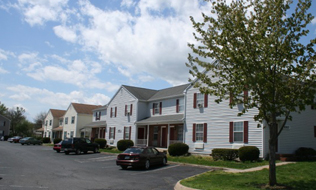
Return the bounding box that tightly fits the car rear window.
[123,148,144,154]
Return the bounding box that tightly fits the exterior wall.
[137,102,149,121]
[149,97,184,117]
[0,115,10,137]
[106,87,137,146]
[43,111,54,138]
[185,78,263,156]
[263,107,316,157]
[92,109,107,122]
[76,114,94,137]
[62,104,78,139]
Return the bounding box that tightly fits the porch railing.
[136,139,147,146]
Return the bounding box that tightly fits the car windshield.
[22,137,30,140]
[123,148,144,154]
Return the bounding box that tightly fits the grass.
[99,147,123,154]
[181,161,316,190]
[167,155,271,169]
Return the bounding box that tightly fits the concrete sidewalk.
[174,162,296,190]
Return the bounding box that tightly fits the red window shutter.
[109,127,111,139]
[244,121,249,143]
[204,94,208,108]
[152,103,155,115]
[176,99,179,113]
[230,92,233,104]
[203,123,207,143]
[125,105,127,116]
[159,102,162,115]
[244,90,248,103]
[130,104,133,116]
[114,127,116,139]
[229,122,233,143]
[193,123,196,142]
[129,126,131,140]
[115,107,117,117]
[110,108,113,118]
[193,93,197,108]
[123,127,126,140]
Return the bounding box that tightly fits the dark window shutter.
[176,99,179,113]
[193,93,197,108]
[314,126,316,137]
[230,92,233,104]
[203,123,207,143]
[115,107,117,117]
[129,126,132,140]
[159,102,162,115]
[193,123,196,142]
[110,108,113,118]
[125,105,127,116]
[152,103,155,115]
[244,90,248,103]
[244,121,248,143]
[109,127,111,139]
[229,122,233,143]
[114,127,116,139]
[130,104,133,116]
[123,127,126,140]
[204,94,208,108]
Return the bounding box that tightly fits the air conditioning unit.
[109,139,114,144]
[198,103,203,108]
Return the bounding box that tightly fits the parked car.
[53,141,63,153]
[116,146,167,170]
[19,137,42,145]
[61,138,99,155]
[8,136,22,143]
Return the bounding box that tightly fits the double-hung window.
[124,126,131,140]
[229,121,248,143]
[59,119,63,126]
[71,116,75,124]
[196,93,204,107]
[109,127,115,139]
[195,124,204,142]
[233,122,244,142]
[49,120,52,126]
[153,103,159,115]
[65,117,68,125]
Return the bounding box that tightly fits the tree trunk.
[268,121,278,186]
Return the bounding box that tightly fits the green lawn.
[99,148,123,154]
[168,155,271,169]
[181,161,316,190]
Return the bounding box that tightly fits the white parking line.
[75,156,116,163]
[0,185,49,189]
[131,164,180,175]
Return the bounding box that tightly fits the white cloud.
[45,41,54,48]
[0,67,9,74]
[15,0,70,26]
[0,49,15,60]
[312,18,316,25]
[53,25,77,43]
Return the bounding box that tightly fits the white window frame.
[195,124,204,142]
[153,103,159,114]
[63,131,67,139]
[59,119,63,126]
[70,131,74,138]
[111,107,115,117]
[71,116,75,124]
[109,127,115,139]
[178,98,184,113]
[233,121,244,142]
[196,93,204,107]
[49,120,52,126]
[124,127,130,140]
[65,117,68,124]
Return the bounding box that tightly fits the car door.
[150,148,162,165]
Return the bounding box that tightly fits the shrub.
[212,149,239,161]
[42,137,51,143]
[239,146,260,162]
[94,138,107,149]
[117,140,134,151]
[53,138,62,144]
[295,147,316,160]
[168,143,189,156]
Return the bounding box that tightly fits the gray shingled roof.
[148,83,190,101]
[122,83,190,101]
[136,114,184,124]
[122,85,158,101]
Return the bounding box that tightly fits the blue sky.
[0,0,315,122]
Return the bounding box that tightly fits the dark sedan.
[116,146,167,170]
[19,137,42,145]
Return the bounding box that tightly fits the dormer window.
[152,102,162,115]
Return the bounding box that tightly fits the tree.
[187,0,316,187]
[15,120,34,137]
[33,111,47,130]
[6,107,26,135]
[0,102,8,116]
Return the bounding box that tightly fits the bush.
[239,146,260,162]
[295,147,316,160]
[117,140,134,151]
[168,143,189,156]
[53,138,62,144]
[212,149,239,161]
[42,137,51,143]
[94,138,107,149]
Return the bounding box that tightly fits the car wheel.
[145,160,150,170]
[83,151,87,154]
[56,150,60,153]
[93,147,99,153]
[162,157,167,165]
[10,141,12,143]
[21,143,24,145]
[76,149,81,155]
[121,165,128,170]
[65,151,69,155]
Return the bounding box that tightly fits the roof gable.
[71,103,102,114]
[50,109,66,118]
[122,85,158,101]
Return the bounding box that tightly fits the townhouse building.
[43,109,66,141]
[0,114,10,138]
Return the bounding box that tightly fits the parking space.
[0,142,210,190]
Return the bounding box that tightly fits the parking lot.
[0,142,210,190]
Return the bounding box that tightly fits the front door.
[161,127,167,148]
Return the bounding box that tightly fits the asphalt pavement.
[0,141,209,190]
